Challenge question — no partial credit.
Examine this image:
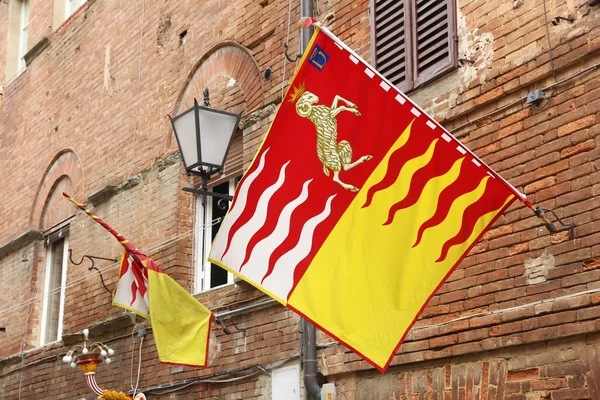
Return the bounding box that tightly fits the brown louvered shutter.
[371,0,411,92]
[411,0,457,87]
[371,0,457,92]
[208,129,243,187]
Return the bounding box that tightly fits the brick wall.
[1,0,600,399]
[0,0,302,245]
[0,242,40,356]
[330,334,600,400]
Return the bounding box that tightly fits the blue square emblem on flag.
[308,44,329,71]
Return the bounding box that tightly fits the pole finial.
[203,88,210,107]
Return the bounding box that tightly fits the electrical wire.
[450,62,600,136]
[0,218,220,320]
[209,294,270,312]
[17,247,39,400]
[314,286,600,351]
[0,217,223,320]
[126,0,147,236]
[281,0,294,100]
[451,3,598,134]
[418,287,600,328]
[5,287,600,383]
[542,0,559,83]
[534,0,559,110]
[148,371,263,395]
[136,354,298,396]
[130,327,144,397]
[0,355,57,379]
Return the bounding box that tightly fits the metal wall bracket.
[551,16,575,25]
[68,249,118,294]
[182,187,233,201]
[182,186,233,210]
[215,318,246,335]
[534,207,575,239]
[458,58,475,66]
[284,43,301,63]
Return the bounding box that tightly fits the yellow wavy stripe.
[403,157,465,246]
[392,118,413,152]
[441,193,514,264]
[369,138,439,224]
[364,120,414,204]
[423,176,490,259]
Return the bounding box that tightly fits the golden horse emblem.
[290,82,372,192]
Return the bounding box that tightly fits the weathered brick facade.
[1,0,599,399]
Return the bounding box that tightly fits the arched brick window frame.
[166,41,264,152]
[24,149,83,346]
[30,149,84,230]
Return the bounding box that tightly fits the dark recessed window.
[194,130,243,292]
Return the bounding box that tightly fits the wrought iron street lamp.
[170,88,242,205]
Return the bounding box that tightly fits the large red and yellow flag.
[209,26,526,371]
[63,193,214,367]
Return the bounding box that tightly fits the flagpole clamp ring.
[534,207,575,239]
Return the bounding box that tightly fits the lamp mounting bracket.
[68,249,117,295]
[182,187,233,211]
[182,187,233,201]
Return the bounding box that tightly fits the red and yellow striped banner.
[209,27,524,371]
[64,192,214,367]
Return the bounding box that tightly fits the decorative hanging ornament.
[63,328,145,399]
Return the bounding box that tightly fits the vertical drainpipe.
[301,318,322,399]
[299,1,322,399]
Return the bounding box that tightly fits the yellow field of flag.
[145,256,213,366]
[63,192,213,367]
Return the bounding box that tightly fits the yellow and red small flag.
[113,250,149,319]
[63,193,214,367]
[209,25,526,371]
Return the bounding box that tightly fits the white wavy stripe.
[86,374,104,395]
[263,194,337,300]
[239,179,313,284]
[210,148,270,261]
[221,161,291,270]
[113,254,149,316]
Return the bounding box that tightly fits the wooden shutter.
[371,0,411,92]
[411,0,457,87]
[209,129,243,187]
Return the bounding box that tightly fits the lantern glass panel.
[172,109,198,170]
[198,108,239,168]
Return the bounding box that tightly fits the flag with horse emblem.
[209,25,526,371]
